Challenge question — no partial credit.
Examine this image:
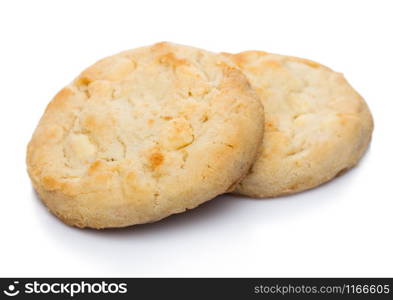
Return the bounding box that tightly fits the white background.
[0,0,392,277]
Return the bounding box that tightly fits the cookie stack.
[27,42,373,229]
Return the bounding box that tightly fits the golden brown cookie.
[225,51,373,197]
[27,43,264,228]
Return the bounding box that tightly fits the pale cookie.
[27,42,264,228]
[224,51,373,197]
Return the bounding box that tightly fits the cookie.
[224,51,373,197]
[27,42,264,228]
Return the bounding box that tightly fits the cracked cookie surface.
[27,42,264,228]
[225,51,373,197]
